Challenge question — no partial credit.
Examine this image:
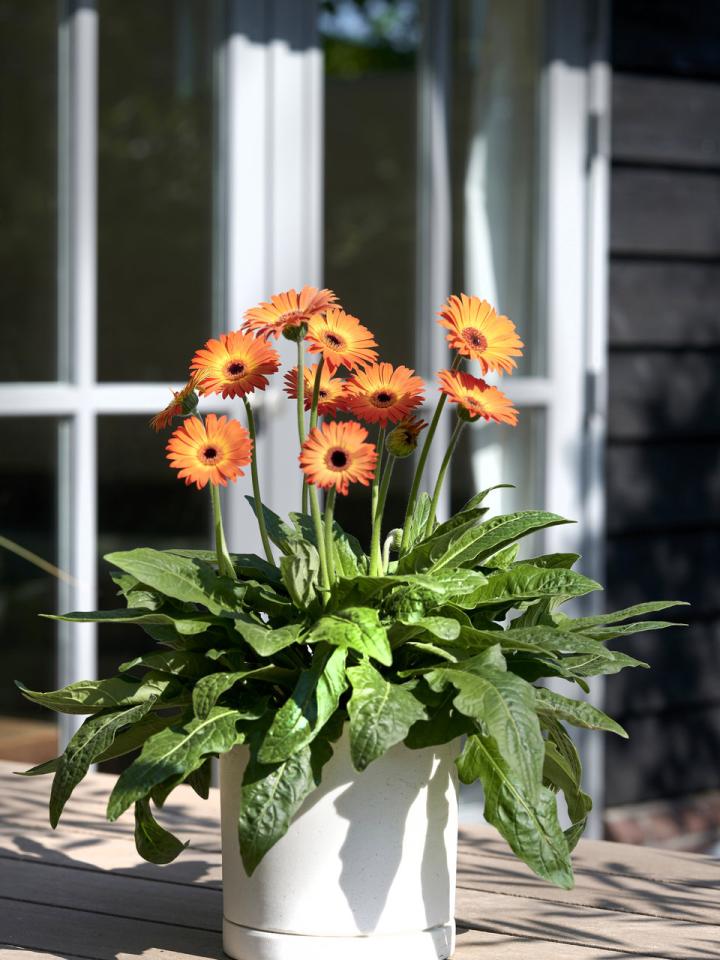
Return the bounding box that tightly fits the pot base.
[222,917,456,960]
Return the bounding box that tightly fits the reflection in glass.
[452,409,545,554]
[97,416,210,678]
[451,0,541,374]
[97,0,213,382]
[0,2,57,381]
[0,419,58,762]
[321,0,420,365]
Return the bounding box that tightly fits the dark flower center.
[463,327,488,351]
[203,446,218,462]
[373,390,395,407]
[227,360,246,377]
[329,449,348,469]
[323,332,343,349]
[319,389,328,399]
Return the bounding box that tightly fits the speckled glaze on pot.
[220,732,459,960]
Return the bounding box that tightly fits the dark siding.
[605,1,720,806]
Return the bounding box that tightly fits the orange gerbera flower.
[283,364,347,417]
[438,369,518,426]
[166,414,252,489]
[149,373,203,432]
[306,308,378,372]
[299,420,377,496]
[190,331,280,399]
[437,294,523,375]
[243,286,338,340]
[344,362,425,428]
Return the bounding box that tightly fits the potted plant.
[18,288,684,960]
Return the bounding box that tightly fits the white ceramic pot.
[220,733,459,960]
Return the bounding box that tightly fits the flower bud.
[385,416,428,458]
[282,321,308,342]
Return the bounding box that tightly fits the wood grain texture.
[1,766,720,959]
[609,261,720,347]
[611,168,720,257]
[613,74,720,168]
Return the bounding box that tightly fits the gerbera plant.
[18,287,684,888]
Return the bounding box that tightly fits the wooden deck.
[0,761,718,959]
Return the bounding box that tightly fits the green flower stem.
[243,397,274,565]
[309,485,330,599]
[399,354,462,553]
[297,339,308,515]
[309,356,325,433]
[370,425,386,527]
[324,487,337,585]
[369,455,396,576]
[423,418,465,539]
[210,484,237,580]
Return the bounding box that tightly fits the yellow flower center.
[327,448,349,470]
[462,327,488,352]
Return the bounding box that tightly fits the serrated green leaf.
[134,797,188,864]
[105,549,234,616]
[346,660,426,770]
[279,540,320,610]
[430,512,572,573]
[309,607,392,666]
[233,617,303,657]
[534,687,627,737]
[16,676,170,715]
[50,699,157,827]
[457,734,573,889]
[44,608,213,635]
[259,648,347,763]
[107,707,243,820]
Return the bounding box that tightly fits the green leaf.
[432,665,544,795]
[560,600,689,632]
[279,540,320,610]
[44,608,213,635]
[134,797,188,864]
[521,553,580,570]
[50,699,157,827]
[192,670,270,721]
[119,651,214,680]
[482,543,520,570]
[534,687,627,737]
[457,734,573,889]
[404,686,473,749]
[389,616,461,646]
[430,512,572,573]
[542,718,592,851]
[233,617,303,657]
[459,484,514,513]
[461,565,601,609]
[289,512,364,577]
[16,676,170,715]
[107,707,244,820]
[405,492,433,549]
[259,648,348,763]
[239,741,322,875]
[561,648,649,677]
[245,496,295,554]
[579,620,682,641]
[169,549,283,585]
[309,607,392,666]
[346,661,426,770]
[105,549,234,616]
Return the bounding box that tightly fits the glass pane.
[97,415,210,679]
[320,0,420,366]
[0,2,57,381]
[0,418,58,763]
[451,409,546,554]
[97,0,213,382]
[451,0,542,375]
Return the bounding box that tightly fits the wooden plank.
[606,441,720,533]
[605,705,720,807]
[608,352,720,441]
[455,929,666,959]
[613,74,720,168]
[606,530,720,616]
[455,888,720,960]
[612,0,720,80]
[610,168,720,256]
[603,621,720,715]
[609,260,720,348]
